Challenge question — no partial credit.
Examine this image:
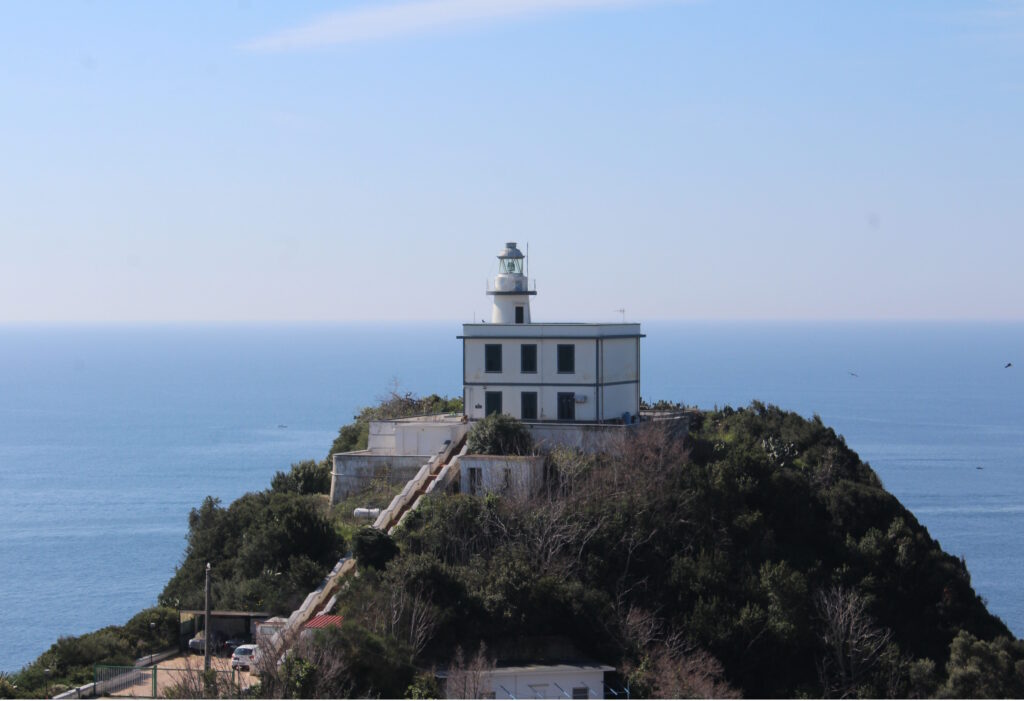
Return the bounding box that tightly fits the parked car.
[231,644,260,671]
[187,634,204,653]
[187,631,225,654]
[222,636,251,657]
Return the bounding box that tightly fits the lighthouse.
[488,242,536,324]
[460,243,644,423]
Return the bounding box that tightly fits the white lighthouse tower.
[488,242,535,324]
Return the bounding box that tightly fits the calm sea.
[0,322,1021,672]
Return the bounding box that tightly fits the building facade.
[461,243,643,423]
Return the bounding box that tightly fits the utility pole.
[203,562,212,674]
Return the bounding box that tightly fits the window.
[485,344,502,373]
[557,344,575,373]
[557,392,575,421]
[572,687,589,699]
[515,305,524,324]
[520,391,537,420]
[468,467,482,495]
[520,344,537,373]
[485,391,502,416]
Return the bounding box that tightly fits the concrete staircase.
[264,434,467,656]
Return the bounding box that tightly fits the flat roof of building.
[460,322,643,339]
[437,662,615,677]
[377,412,464,424]
[490,663,616,674]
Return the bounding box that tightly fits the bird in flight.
[848,371,859,378]
[1005,362,1013,369]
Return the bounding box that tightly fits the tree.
[259,623,414,699]
[467,413,533,456]
[353,527,399,571]
[444,643,496,700]
[814,585,894,698]
[160,491,345,613]
[642,645,741,699]
[272,460,331,495]
[939,631,1024,698]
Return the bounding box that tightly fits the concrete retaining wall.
[330,454,429,504]
[525,422,632,453]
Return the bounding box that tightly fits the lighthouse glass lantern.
[500,255,523,275]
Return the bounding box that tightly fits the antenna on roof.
[615,308,626,322]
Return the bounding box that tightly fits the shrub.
[160,491,346,613]
[467,414,533,456]
[353,527,399,570]
[271,460,331,495]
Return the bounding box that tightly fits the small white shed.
[446,662,614,700]
[459,454,545,499]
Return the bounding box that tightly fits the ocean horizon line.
[2,318,1024,327]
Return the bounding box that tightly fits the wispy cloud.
[241,0,687,52]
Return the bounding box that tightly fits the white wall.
[600,337,638,383]
[599,382,639,422]
[367,420,466,455]
[465,385,598,422]
[459,455,545,498]
[491,292,532,323]
[462,325,641,422]
[526,422,630,452]
[446,665,610,700]
[464,338,596,384]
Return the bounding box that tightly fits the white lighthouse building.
[461,243,643,423]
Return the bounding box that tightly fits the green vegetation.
[8,394,1023,699]
[329,472,405,544]
[158,489,345,614]
[271,459,331,495]
[465,412,534,455]
[352,527,400,571]
[260,623,415,699]
[939,630,1024,698]
[5,606,178,697]
[308,402,1021,698]
[328,474,404,545]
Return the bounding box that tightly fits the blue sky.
[1,0,1022,322]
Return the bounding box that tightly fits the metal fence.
[94,664,250,699]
